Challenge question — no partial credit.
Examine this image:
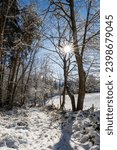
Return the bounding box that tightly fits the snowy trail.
[0,107,100,150]
[0,108,62,150]
[27,108,61,150]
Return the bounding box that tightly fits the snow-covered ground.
[0,93,100,150]
[47,93,100,110]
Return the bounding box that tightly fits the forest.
[0,0,100,150]
[0,0,99,111]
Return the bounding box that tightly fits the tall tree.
[0,0,20,107]
[0,0,42,109]
[46,0,99,110]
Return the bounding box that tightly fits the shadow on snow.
[53,113,75,150]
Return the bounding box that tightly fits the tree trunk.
[0,61,3,107]
[76,57,86,110]
[21,50,36,106]
[66,85,76,111]
[69,0,86,110]
[11,60,20,105]
[0,48,3,107]
[61,55,76,111]
[60,86,66,111]
[5,52,19,109]
[0,3,4,107]
[60,56,67,111]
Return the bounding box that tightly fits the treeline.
[0,0,100,111]
[0,0,42,109]
[28,71,99,107]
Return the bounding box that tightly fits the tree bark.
[61,55,76,111]
[69,0,86,110]
[60,56,67,111]
[60,85,66,111]
[66,85,76,111]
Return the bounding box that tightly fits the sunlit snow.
[0,93,100,150]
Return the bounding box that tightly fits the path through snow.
[0,107,100,150]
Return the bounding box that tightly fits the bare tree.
[42,15,77,111]
[44,0,99,110]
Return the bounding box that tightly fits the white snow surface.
[0,94,100,150]
[47,93,100,111]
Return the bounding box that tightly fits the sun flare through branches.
[63,43,73,54]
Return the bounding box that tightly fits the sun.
[63,45,72,53]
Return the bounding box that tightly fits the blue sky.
[19,0,100,79]
[20,0,49,10]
